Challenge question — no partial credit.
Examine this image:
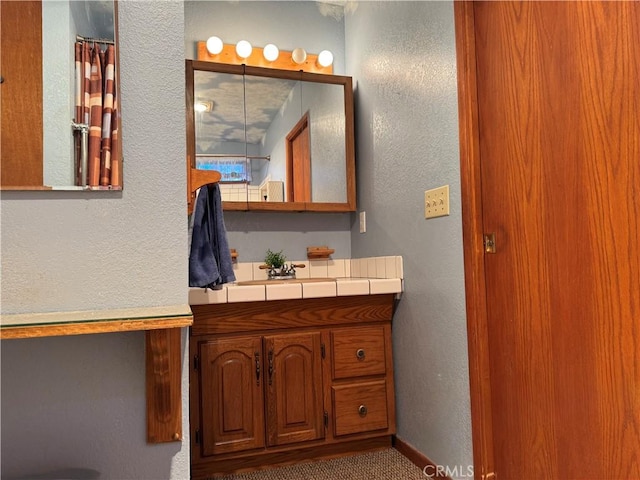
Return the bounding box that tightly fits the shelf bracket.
[146,328,183,443]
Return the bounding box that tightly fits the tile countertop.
[189,256,404,305]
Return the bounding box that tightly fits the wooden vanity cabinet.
[197,331,324,456]
[264,332,325,446]
[190,294,396,478]
[198,335,265,456]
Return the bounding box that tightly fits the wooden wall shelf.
[307,246,335,259]
[0,305,192,339]
[1,305,192,444]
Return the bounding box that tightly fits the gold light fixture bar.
[196,41,333,74]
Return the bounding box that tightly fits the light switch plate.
[425,185,450,219]
[359,211,366,233]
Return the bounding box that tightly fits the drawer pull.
[358,404,368,417]
[268,350,274,385]
[356,348,366,360]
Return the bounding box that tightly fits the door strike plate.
[484,233,496,254]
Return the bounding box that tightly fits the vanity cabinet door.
[199,336,265,456]
[264,332,325,446]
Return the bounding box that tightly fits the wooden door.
[264,332,324,446]
[286,113,311,202]
[0,0,43,187]
[457,2,640,478]
[199,337,265,456]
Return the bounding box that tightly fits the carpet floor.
[217,448,426,479]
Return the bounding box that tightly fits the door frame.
[286,112,312,203]
[454,2,495,479]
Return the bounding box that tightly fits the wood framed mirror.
[186,60,355,213]
[0,0,122,191]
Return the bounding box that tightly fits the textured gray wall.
[345,1,473,471]
[1,2,472,477]
[184,0,346,74]
[1,2,190,478]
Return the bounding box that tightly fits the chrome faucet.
[263,263,306,280]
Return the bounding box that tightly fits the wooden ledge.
[0,305,192,339]
[1,306,191,444]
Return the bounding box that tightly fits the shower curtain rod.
[76,34,115,45]
[196,154,271,161]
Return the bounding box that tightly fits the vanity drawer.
[332,380,389,436]
[331,326,386,379]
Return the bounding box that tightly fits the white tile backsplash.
[226,256,403,283]
[350,259,360,278]
[232,262,253,283]
[396,256,404,279]
[360,259,369,278]
[375,257,386,279]
[292,261,310,279]
[367,258,377,278]
[252,262,269,281]
[385,256,397,279]
[327,259,346,278]
[309,260,329,278]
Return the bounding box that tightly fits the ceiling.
[194,70,298,152]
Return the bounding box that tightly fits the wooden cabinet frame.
[189,295,397,478]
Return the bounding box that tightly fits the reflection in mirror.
[301,81,347,203]
[0,0,120,190]
[187,61,355,212]
[194,69,247,202]
[244,74,301,203]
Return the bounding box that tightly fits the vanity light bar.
[197,40,333,74]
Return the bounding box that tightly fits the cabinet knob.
[358,404,368,417]
[356,348,366,360]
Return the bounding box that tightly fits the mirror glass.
[0,0,120,190]
[188,61,355,211]
[194,69,248,201]
[244,73,302,203]
[301,80,347,203]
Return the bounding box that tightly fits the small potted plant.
[264,249,286,269]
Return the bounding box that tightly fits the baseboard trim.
[393,435,453,480]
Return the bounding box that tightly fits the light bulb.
[317,50,334,68]
[206,36,223,55]
[194,101,212,113]
[263,44,279,62]
[235,40,252,59]
[291,47,307,65]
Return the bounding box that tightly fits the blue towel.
[189,184,236,288]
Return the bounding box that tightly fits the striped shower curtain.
[74,41,120,188]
